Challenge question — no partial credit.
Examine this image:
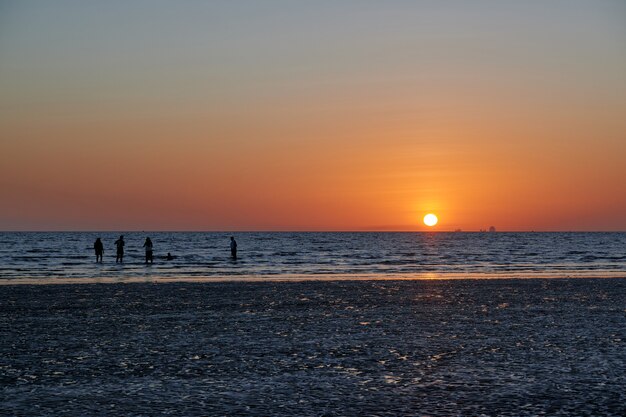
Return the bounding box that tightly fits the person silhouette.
[230,236,237,260]
[114,235,125,263]
[166,252,174,261]
[94,238,104,263]
[143,237,153,265]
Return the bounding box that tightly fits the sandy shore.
[1,278,625,416]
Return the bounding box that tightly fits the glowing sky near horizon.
[1,1,625,231]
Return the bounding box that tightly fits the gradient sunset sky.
[1,1,625,231]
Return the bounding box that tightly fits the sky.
[1,1,625,231]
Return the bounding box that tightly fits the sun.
[423,213,438,227]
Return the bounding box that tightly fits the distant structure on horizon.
[489,226,496,233]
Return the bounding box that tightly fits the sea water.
[0,232,624,281]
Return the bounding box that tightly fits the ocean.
[2,232,626,415]
[0,231,625,282]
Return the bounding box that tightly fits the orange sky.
[1,2,625,231]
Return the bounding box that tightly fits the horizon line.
[1,230,624,233]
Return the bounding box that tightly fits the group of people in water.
[93,235,237,264]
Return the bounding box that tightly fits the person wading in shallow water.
[94,238,104,263]
[230,236,237,260]
[114,235,125,263]
[143,237,154,265]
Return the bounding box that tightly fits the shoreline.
[2,270,626,285]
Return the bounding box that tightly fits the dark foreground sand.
[1,279,625,416]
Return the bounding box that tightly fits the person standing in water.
[230,236,237,260]
[94,238,104,263]
[114,235,125,263]
[143,237,153,265]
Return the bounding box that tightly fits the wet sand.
[1,278,625,416]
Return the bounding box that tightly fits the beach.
[3,1,626,415]
[1,278,625,416]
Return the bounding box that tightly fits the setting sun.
[424,214,438,227]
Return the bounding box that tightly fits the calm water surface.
[0,232,625,282]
